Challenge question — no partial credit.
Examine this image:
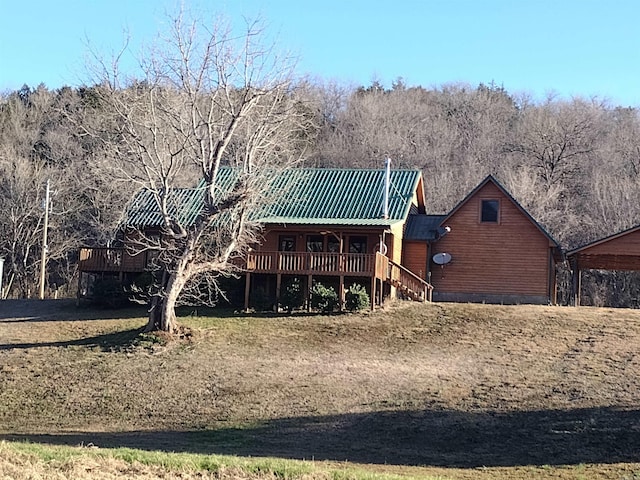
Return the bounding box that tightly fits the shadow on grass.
[0,299,148,322]
[3,406,640,468]
[0,299,303,323]
[0,327,145,351]
[174,306,349,320]
[0,299,345,324]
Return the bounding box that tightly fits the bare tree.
[507,97,603,190]
[500,164,581,245]
[92,9,315,332]
[0,86,94,297]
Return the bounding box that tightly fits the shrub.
[345,283,370,312]
[280,277,305,313]
[310,282,339,313]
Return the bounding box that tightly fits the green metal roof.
[124,185,202,228]
[124,167,422,228]
[258,168,421,226]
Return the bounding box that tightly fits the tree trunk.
[160,274,182,332]
[146,267,189,333]
[146,295,164,332]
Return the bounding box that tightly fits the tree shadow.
[0,299,148,322]
[0,327,144,351]
[0,299,297,323]
[3,406,639,467]
[0,299,341,324]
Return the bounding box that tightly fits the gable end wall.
[430,182,553,301]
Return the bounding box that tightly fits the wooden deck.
[247,251,432,302]
[246,251,381,277]
[79,248,433,303]
[79,247,148,273]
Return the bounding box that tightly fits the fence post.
[0,257,4,299]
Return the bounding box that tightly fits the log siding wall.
[428,183,555,302]
[578,229,640,256]
[402,241,429,281]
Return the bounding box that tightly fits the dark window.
[326,235,341,253]
[306,235,324,252]
[278,235,296,252]
[349,236,368,254]
[481,200,499,223]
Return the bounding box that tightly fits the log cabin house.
[403,175,563,305]
[78,170,566,308]
[78,165,433,310]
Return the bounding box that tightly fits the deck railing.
[80,248,383,278]
[246,251,381,277]
[78,247,147,273]
[79,247,433,302]
[388,259,433,302]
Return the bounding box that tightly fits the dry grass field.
[1,298,640,479]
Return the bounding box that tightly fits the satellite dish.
[433,252,452,265]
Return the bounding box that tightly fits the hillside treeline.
[1,81,639,305]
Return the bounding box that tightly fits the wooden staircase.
[387,259,433,302]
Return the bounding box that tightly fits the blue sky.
[2,0,640,106]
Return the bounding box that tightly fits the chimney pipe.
[383,157,391,219]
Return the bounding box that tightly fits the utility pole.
[39,179,50,300]
[0,256,4,300]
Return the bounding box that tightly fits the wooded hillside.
[1,81,639,305]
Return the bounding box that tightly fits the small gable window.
[481,199,500,223]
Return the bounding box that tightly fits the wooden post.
[275,273,282,312]
[339,275,345,311]
[76,271,82,306]
[370,277,376,311]
[552,266,558,306]
[426,241,432,283]
[548,250,558,306]
[244,272,251,311]
[571,259,581,307]
[307,274,313,311]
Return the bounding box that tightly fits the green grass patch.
[1,440,439,479]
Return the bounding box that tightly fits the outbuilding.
[567,224,640,306]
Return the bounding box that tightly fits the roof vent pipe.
[383,157,391,219]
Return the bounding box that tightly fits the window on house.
[327,236,341,253]
[278,235,296,252]
[348,236,368,254]
[306,235,324,252]
[481,199,500,223]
